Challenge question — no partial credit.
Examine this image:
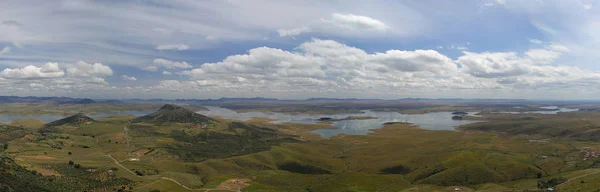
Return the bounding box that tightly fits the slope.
[131,104,216,124]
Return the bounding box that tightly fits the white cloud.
[182,39,459,93]
[0,62,65,79]
[482,0,506,7]
[66,61,113,77]
[0,46,11,55]
[172,39,600,98]
[524,49,563,65]
[456,46,468,51]
[162,71,172,75]
[121,75,137,81]
[458,43,571,78]
[152,58,193,69]
[156,44,190,51]
[530,39,544,44]
[323,13,388,31]
[277,26,311,37]
[29,83,44,88]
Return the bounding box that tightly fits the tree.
[74,164,81,168]
[68,160,74,165]
[135,170,144,176]
[2,143,7,150]
[68,152,72,155]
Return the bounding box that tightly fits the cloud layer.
[1,0,600,99]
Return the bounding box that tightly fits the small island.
[451,115,463,120]
[382,121,411,125]
[451,111,469,115]
[317,116,377,123]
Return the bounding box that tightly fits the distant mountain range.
[1,95,599,104]
[0,96,96,104]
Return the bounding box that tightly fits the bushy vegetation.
[277,162,331,174]
[0,125,29,142]
[0,155,132,192]
[538,177,566,189]
[165,122,298,161]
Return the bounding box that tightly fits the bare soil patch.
[215,178,251,191]
[20,155,57,160]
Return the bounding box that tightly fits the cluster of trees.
[538,177,566,189]
[68,160,81,169]
[1,143,7,151]
[132,169,159,176]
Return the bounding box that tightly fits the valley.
[2,98,600,191]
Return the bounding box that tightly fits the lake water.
[197,106,482,138]
[0,111,152,124]
[498,106,579,114]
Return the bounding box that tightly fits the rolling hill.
[130,104,216,124]
[44,113,95,127]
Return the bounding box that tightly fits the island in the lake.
[317,116,377,123]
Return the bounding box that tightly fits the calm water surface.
[498,106,579,114]
[197,106,482,138]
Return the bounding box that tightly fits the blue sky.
[1,0,600,99]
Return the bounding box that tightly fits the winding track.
[105,154,241,192]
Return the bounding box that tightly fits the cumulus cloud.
[181,39,459,93]
[0,62,65,79]
[458,43,570,78]
[66,61,113,77]
[156,44,190,51]
[171,39,600,97]
[323,13,388,31]
[151,58,193,69]
[162,71,172,75]
[277,26,311,37]
[121,75,137,81]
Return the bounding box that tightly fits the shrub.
[68,160,74,165]
[538,177,566,189]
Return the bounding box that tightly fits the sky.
[1,0,600,100]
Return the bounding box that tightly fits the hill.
[0,96,96,104]
[130,104,216,124]
[44,113,95,127]
[0,154,132,191]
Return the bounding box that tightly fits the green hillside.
[131,104,216,124]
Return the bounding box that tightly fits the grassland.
[4,103,600,191]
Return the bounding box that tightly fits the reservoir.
[197,106,482,138]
